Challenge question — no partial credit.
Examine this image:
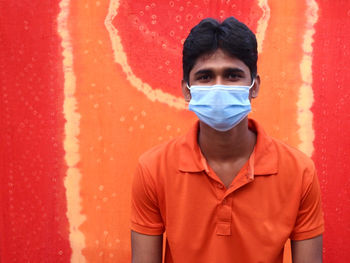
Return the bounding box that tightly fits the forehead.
[190,49,250,74]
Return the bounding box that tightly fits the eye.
[226,73,242,80]
[197,74,211,82]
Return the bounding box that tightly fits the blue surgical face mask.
[187,80,255,132]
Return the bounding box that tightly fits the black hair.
[182,17,258,83]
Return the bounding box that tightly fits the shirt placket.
[211,170,254,236]
[216,190,233,236]
[200,151,255,236]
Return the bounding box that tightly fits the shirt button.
[217,183,224,189]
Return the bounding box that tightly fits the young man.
[131,17,324,263]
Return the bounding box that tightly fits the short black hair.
[182,17,258,84]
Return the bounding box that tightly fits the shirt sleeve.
[290,167,324,240]
[130,161,165,235]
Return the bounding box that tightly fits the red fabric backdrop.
[1,0,349,262]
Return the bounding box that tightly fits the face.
[182,49,260,102]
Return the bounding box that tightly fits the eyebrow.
[224,68,245,74]
[193,67,246,77]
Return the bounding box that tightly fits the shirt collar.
[178,121,204,172]
[178,119,279,176]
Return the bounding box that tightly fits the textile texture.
[1,0,349,262]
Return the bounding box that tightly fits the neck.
[198,118,256,161]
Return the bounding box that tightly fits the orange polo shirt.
[131,119,324,263]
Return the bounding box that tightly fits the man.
[131,17,324,263]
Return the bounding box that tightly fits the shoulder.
[138,134,184,172]
[252,118,315,181]
[269,136,316,189]
[272,137,315,170]
[251,118,315,175]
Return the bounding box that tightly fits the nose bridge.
[215,75,224,85]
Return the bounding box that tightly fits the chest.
[161,171,297,262]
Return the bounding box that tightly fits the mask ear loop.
[249,79,255,89]
[185,83,192,102]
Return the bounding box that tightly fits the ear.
[250,74,260,99]
[181,79,191,102]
